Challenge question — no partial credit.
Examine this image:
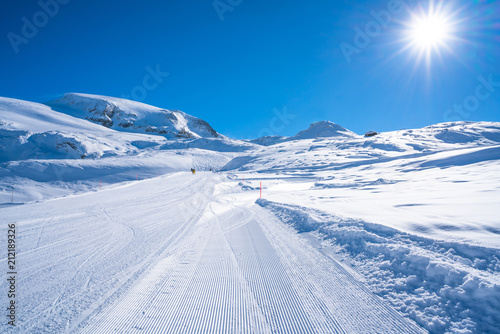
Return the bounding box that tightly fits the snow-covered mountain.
[3,93,500,171]
[250,121,358,146]
[48,93,220,139]
[0,97,155,162]
[0,94,258,162]
[227,121,500,172]
[290,120,358,140]
[3,94,500,166]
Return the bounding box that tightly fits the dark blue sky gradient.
[1,0,499,138]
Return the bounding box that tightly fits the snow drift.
[257,199,500,334]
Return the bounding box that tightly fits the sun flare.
[410,14,450,49]
[398,2,461,67]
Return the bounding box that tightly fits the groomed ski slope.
[0,172,424,333]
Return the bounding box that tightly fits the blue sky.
[1,0,499,139]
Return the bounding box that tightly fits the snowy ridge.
[0,97,149,162]
[49,93,220,139]
[291,121,358,140]
[0,95,254,163]
[223,121,500,172]
[250,121,358,146]
[248,135,286,146]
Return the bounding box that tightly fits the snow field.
[0,148,233,204]
[241,145,500,248]
[0,172,425,333]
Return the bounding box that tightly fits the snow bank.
[419,146,500,169]
[257,199,500,334]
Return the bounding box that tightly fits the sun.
[409,14,450,50]
[398,1,460,66]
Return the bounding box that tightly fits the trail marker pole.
[260,182,262,198]
[11,189,14,203]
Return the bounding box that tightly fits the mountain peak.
[48,93,220,139]
[291,121,357,140]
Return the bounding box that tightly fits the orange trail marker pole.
[260,181,262,198]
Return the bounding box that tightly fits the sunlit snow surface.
[1,95,499,333]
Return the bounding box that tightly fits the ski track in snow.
[0,173,425,333]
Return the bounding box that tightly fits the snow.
[49,93,221,139]
[1,94,499,333]
[250,121,358,146]
[249,135,287,146]
[257,198,500,333]
[0,173,424,333]
[0,96,164,162]
[290,121,358,140]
